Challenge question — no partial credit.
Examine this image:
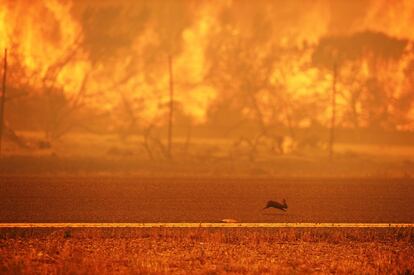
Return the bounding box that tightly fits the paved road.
[1,176,413,223]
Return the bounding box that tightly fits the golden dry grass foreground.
[0,228,413,274]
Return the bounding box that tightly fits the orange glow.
[1,0,414,131]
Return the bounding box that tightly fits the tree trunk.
[167,54,174,159]
[0,49,7,156]
[328,63,337,160]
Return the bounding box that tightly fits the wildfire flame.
[1,0,413,132]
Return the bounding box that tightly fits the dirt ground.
[1,176,414,223]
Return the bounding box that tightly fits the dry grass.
[0,228,413,274]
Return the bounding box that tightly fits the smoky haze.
[0,0,414,177]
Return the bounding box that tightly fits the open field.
[1,176,414,223]
[2,223,414,228]
[4,131,414,178]
[0,228,413,274]
[1,171,413,273]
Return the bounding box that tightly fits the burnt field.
[1,176,414,223]
[0,227,413,274]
